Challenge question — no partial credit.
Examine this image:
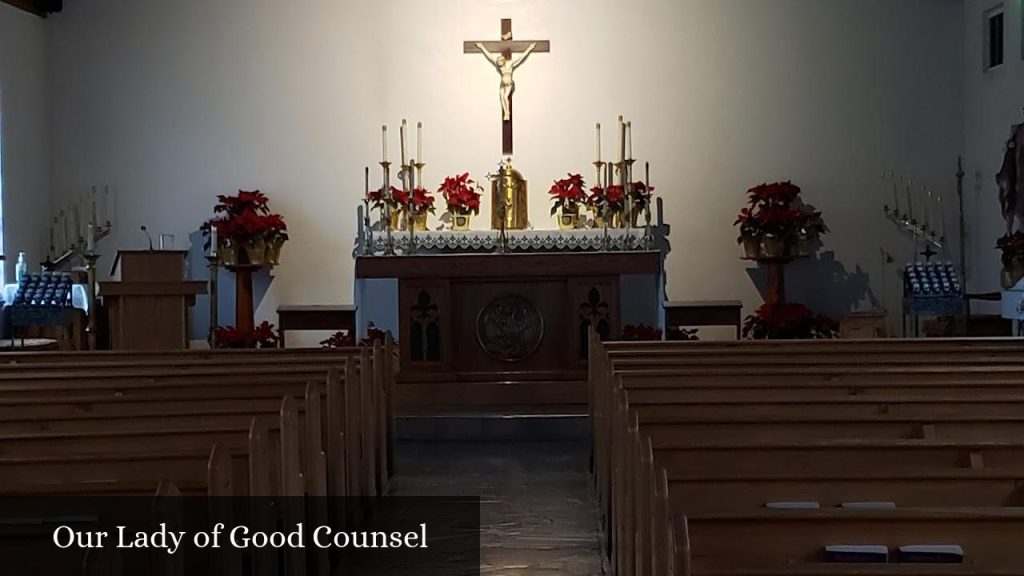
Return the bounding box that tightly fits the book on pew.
[840,501,897,509]
[765,501,820,509]
[897,545,964,564]
[825,545,889,563]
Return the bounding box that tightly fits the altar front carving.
[354,249,665,415]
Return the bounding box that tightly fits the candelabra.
[643,161,654,251]
[496,163,509,255]
[206,253,220,348]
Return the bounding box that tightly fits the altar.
[354,229,667,415]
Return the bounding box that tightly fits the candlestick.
[417,122,423,164]
[48,223,55,258]
[72,203,82,247]
[618,116,625,162]
[86,222,95,253]
[90,186,98,228]
[891,172,900,217]
[400,119,408,168]
[905,179,914,223]
[923,186,932,233]
[596,123,602,163]
[627,122,633,160]
[210,225,219,258]
[103,186,111,226]
[937,193,946,239]
[60,211,69,253]
[382,125,388,163]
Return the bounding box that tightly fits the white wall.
[0,3,49,283]
[46,0,965,334]
[964,0,1024,307]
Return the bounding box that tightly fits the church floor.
[389,441,609,576]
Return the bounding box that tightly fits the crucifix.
[464,19,550,156]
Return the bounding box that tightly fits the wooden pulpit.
[100,250,207,350]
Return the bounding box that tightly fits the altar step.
[396,414,589,442]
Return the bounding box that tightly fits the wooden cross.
[464,19,550,156]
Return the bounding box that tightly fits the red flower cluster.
[549,174,588,215]
[439,173,481,216]
[997,232,1024,267]
[621,324,663,341]
[734,181,827,241]
[630,182,655,210]
[204,190,288,245]
[742,303,837,340]
[321,324,392,348]
[214,321,280,349]
[748,182,802,207]
[590,185,626,212]
[410,187,436,216]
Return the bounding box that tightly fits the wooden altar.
[355,251,663,416]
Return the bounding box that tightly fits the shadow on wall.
[746,251,876,318]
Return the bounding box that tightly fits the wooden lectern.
[100,251,207,350]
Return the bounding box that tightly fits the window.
[986,5,1005,71]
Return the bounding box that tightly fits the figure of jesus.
[474,41,537,122]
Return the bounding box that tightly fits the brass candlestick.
[83,251,101,350]
[206,254,220,348]
[380,161,395,256]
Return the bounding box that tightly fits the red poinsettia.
[630,181,655,211]
[621,324,663,341]
[742,303,837,340]
[734,180,826,247]
[549,174,588,216]
[203,190,288,249]
[998,232,1024,267]
[439,173,482,216]
[409,187,436,216]
[590,184,627,213]
[214,321,280,349]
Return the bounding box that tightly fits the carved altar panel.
[398,281,451,370]
[570,278,620,363]
[449,280,569,374]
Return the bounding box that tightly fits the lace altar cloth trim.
[364,229,654,254]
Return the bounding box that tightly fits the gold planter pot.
[411,212,429,232]
[558,206,580,230]
[452,213,472,231]
[244,238,267,267]
[265,238,285,267]
[741,236,762,260]
[1002,261,1024,289]
[762,235,791,259]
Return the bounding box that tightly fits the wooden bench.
[664,300,743,340]
[277,305,357,347]
[589,337,1024,576]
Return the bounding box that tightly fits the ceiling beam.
[0,0,62,17]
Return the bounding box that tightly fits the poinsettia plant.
[742,303,837,340]
[409,187,436,216]
[621,324,663,341]
[997,232,1024,268]
[734,181,827,258]
[589,185,627,215]
[630,182,655,214]
[322,324,393,348]
[202,190,288,264]
[214,321,280,349]
[548,174,588,216]
[438,173,482,216]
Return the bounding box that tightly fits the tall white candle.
[417,122,423,164]
[86,223,95,253]
[102,186,111,225]
[210,225,218,258]
[90,186,98,227]
[905,180,914,223]
[596,123,602,163]
[400,119,408,167]
[923,187,932,231]
[72,203,82,246]
[618,116,625,161]
[627,122,633,160]
[382,125,388,163]
[937,194,946,239]
[60,211,68,253]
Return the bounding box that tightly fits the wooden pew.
[676,508,1024,573]
[589,337,1024,576]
